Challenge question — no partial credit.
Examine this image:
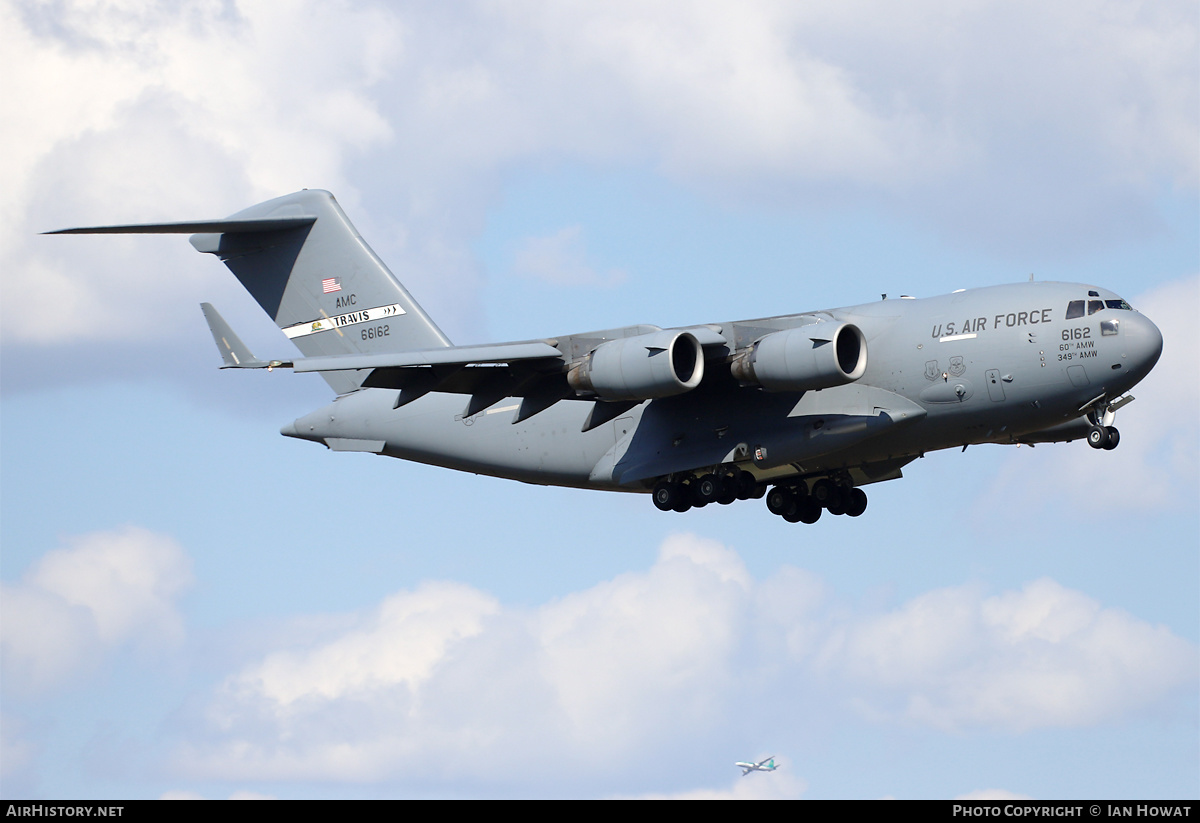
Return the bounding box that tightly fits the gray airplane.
[50,190,1163,523]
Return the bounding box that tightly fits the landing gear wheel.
[672,483,693,513]
[825,486,848,515]
[652,481,676,512]
[1087,425,1109,449]
[766,486,793,516]
[693,474,720,506]
[844,488,868,517]
[717,475,739,505]
[811,478,837,506]
[734,470,759,500]
[796,498,822,524]
[1102,426,1120,450]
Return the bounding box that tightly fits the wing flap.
[291,342,563,373]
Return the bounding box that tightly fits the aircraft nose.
[1122,311,1164,381]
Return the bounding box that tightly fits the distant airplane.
[737,756,778,776]
[49,190,1163,523]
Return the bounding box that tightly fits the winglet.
[200,303,289,370]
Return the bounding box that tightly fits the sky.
[1,0,1197,800]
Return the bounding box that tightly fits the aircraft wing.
[301,341,571,415]
[302,330,728,418]
[198,301,737,421]
[291,342,564,373]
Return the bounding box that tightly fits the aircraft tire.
[693,474,720,506]
[734,470,758,500]
[672,483,693,513]
[830,489,849,515]
[797,498,822,524]
[782,503,805,523]
[1102,427,1120,450]
[1087,425,1109,449]
[811,478,836,505]
[766,486,793,515]
[652,481,676,511]
[717,475,739,505]
[845,488,868,517]
[748,483,767,499]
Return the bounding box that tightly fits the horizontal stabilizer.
[44,216,316,235]
[200,303,283,369]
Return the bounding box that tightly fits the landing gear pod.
[731,321,867,392]
[568,330,705,401]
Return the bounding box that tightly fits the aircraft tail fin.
[52,190,451,394]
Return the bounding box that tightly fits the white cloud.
[0,525,193,691]
[985,275,1200,513]
[177,534,1195,784]
[225,581,499,712]
[533,534,751,751]
[822,577,1196,731]
[2,0,398,345]
[5,1,1195,347]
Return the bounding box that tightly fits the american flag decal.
[322,277,342,294]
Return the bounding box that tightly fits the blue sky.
[1,0,1197,800]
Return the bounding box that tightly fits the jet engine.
[567,329,705,401]
[731,321,867,392]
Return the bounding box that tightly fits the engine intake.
[731,321,866,391]
[568,330,704,401]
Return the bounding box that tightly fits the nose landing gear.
[1087,425,1120,450]
[1085,394,1134,451]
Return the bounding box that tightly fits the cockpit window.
[1105,299,1132,310]
[1065,300,1085,319]
[1088,299,1105,315]
[1101,318,1120,336]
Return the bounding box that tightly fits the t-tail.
[48,190,451,394]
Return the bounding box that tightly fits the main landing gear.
[652,469,764,513]
[652,471,867,524]
[765,478,867,524]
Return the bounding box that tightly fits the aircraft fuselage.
[285,280,1162,496]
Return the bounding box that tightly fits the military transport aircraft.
[737,756,779,776]
[49,190,1163,524]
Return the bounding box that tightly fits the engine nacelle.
[567,330,704,401]
[731,321,867,392]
